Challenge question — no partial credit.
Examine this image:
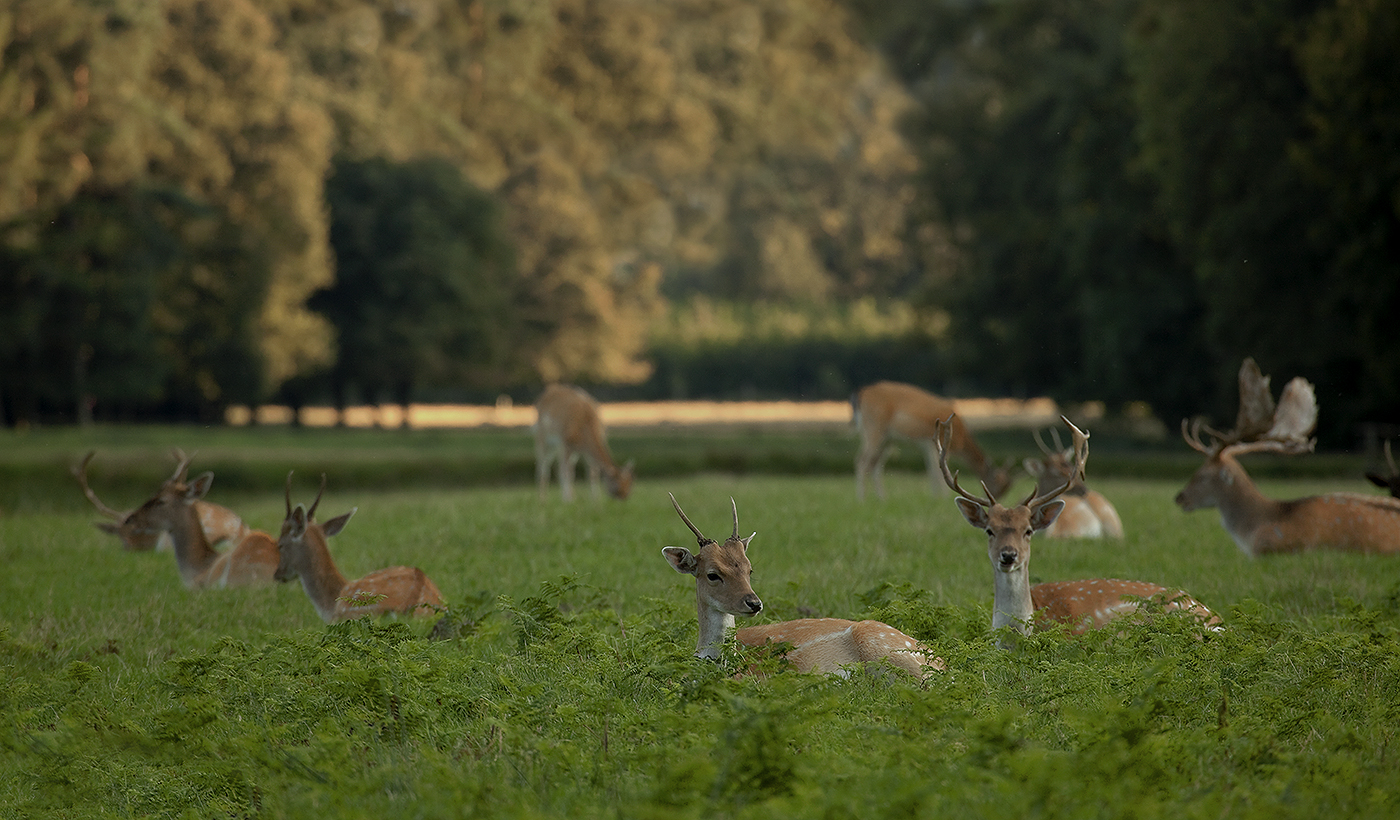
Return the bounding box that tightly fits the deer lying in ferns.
[1023,427,1123,539]
[73,450,249,551]
[853,381,1013,501]
[118,467,279,589]
[534,384,635,502]
[1365,440,1400,499]
[662,493,943,678]
[937,416,1218,644]
[1176,358,1400,556]
[277,473,444,623]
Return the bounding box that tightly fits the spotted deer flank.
[662,494,943,678]
[277,473,444,623]
[936,414,1220,644]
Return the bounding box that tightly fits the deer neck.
[1213,457,1282,554]
[694,592,737,660]
[991,565,1035,638]
[577,425,616,473]
[167,506,221,588]
[293,528,350,622]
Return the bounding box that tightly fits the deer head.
[1176,358,1317,512]
[937,415,1085,576]
[1023,427,1088,498]
[73,450,201,548]
[276,472,356,583]
[662,494,762,619]
[605,460,636,500]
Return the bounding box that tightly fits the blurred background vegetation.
[1,0,1395,444]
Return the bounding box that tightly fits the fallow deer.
[534,384,635,502]
[853,381,1013,501]
[72,450,249,551]
[662,494,943,678]
[1365,440,1400,499]
[1023,427,1123,539]
[1176,358,1400,556]
[937,415,1219,644]
[118,469,279,589]
[276,473,444,623]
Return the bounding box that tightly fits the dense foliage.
[850,0,1400,439]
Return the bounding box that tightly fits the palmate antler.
[1183,358,1317,458]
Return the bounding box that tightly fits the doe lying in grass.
[276,472,444,623]
[662,493,942,678]
[937,415,1219,645]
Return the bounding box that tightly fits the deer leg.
[586,459,602,500]
[535,435,552,501]
[855,437,884,501]
[921,441,949,496]
[560,452,579,503]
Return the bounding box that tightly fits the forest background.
[1,0,1396,444]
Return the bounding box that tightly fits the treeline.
[847,0,1399,440]
[1,0,918,425]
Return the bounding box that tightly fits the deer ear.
[663,546,697,575]
[954,497,990,529]
[289,504,308,538]
[321,507,357,537]
[186,472,214,502]
[1030,500,1065,531]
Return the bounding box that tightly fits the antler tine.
[168,448,195,483]
[71,450,124,519]
[934,415,993,508]
[1032,427,1055,457]
[1386,440,1397,476]
[1026,417,1089,509]
[669,492,713,546]
[730,497,740,540]
[285,471,295,518]
[1181,418,1217,455]
[1050,427,1065,453]
[307,473,327,520]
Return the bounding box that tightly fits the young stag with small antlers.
[936,416,1218,644]
[853,381,1013,502]
[72,450,249,551]
[116,467,279,589]
[1177,358,1400,556]
[1023,427,1123,539]
[277,473,444,623]
[534,384,635,502]
[1365,440,1400,499]
[662,494,943,678]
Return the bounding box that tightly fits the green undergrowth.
[3,580,1399,818]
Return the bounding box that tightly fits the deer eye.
[1025,528,1034,538]
[984,528,994,536]
[706,572,721,583]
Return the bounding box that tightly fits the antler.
[934,415,993,508]
[71,451,124,519]
[285,471,295,518]
[1032,427,1066,457]
[1021,416,1089,508]
[1183,360,1318,458]
[308,473,327,520]
[168,448,195,483]
[669,493,715,547]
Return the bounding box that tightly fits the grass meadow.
[2,424,1399,818]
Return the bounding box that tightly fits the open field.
[3,425,1399,817]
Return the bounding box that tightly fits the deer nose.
[743,595,763,614]
[998,549,1018,569]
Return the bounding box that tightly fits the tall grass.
[2,429,1399,817]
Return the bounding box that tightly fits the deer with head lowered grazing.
[852,381,1013,502]
[534,384,635,502]
[72,450,249,551]
[276,473,444,623]
[662,494,943,678]
[937,415,1219,644]
[1176,358,1400,556]
[1022,427,1123,539]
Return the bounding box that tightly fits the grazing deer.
[1023,427,1123,539]
[1176,358,1400,556]
[118,468,279,589]
[1365,440,1400,498]
[277,473,444,623]
[662,494,943,678]
[937,415,1218,643]
[852,381,1013,501]
[72,450,249,551]
[534,384,635,502]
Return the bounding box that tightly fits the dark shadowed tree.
[312,156,516,423]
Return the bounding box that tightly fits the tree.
[311,156,515,421]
